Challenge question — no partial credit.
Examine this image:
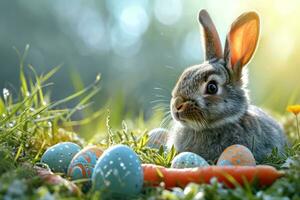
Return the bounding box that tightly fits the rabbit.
[167,9,287,163]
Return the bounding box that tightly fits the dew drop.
[47,121,52,128]
[3,88,10,100]
[7,122,14,128]
[96,74,101,81]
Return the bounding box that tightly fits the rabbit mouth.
[171,96,208,129]
[172,109,208,130]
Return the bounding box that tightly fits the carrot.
[142,164,284,189]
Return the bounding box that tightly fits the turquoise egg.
[41,142,81,174]
[147,128,168,149]
[171,152,209,168]
[92,144,143,197]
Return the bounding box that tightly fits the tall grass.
[0,45,103,164]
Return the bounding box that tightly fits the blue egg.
[147,128,168,149]
[92,144,143,197]
[41,142,81,174]
[171,152,209,168]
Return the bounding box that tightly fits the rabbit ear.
[198,9,223,61]
[224,12,260,80]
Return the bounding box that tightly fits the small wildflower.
[287,104,300,140]
[287,105,300,115]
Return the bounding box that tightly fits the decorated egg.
[92,144,143,197]
[171,152,209,168]
[67,146,103,181]
[41,142,81,174]
[147,128,168,149]
[217,144,256,166]
[35,165,80,195]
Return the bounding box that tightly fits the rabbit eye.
[206,81,218,94]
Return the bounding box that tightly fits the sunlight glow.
[269,29,295,63]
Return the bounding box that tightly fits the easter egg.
[217,144,256,166]
[67,146,103,181]
[147,128,168,149]
[92,144,143,197]
[41,142,81,174]
[171,152,209,168]
[35,166,80,195]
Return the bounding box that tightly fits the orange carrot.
[142,164,284,189]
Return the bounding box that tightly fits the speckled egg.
[41,142,81,174]
[147,128,168,149]
[92,144,143,197]
[217,144,256,166]
[68,146,103,180]
[171,152,209,168]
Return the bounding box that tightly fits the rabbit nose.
[176,102,188,112]
[174,96,190,112]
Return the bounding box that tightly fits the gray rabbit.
[167,10,287,162]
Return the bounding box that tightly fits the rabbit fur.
[167,10,287,162]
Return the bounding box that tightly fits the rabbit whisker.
[160,113,172,129]
[152,105,169,112]
[150,99,169,104]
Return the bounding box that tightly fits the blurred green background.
[0,0,299,130]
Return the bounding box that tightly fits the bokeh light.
[154,0,182,26]
[0,0,300,121]
[119,4,149,38]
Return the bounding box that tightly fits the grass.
[0,47,300,199]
